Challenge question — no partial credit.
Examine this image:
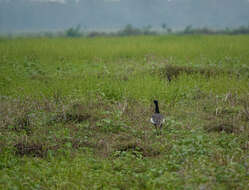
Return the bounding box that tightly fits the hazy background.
[0,0,249,33]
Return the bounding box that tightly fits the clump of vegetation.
[164,64,230,81]
[202,93,249,134]
[54,103,92,123]
[181,25,249,35]
[87,24,157,37]
[118,24,157,36]
[65,24,82,37]
[14,139,47,158]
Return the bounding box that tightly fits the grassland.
[0,35,249,190]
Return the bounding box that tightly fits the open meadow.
[0,35,249,189]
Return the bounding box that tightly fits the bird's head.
[153,100,158,104]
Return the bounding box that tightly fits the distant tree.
[167,28,172,33]
[184,25,193,34]
[161,23,172,34]
[119,24,141,36]
[143,24,153,34]
[65,24,81,37]
[161,23,167,30]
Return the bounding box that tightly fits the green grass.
[0,35,249,190]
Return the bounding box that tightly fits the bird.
[150,100,165,134]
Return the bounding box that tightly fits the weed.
[14,138,47,158]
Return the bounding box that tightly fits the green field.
[0,35,249,189]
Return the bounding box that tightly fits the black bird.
[150,100,165,134]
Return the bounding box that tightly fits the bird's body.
[150,100,165,134]
[150,113,165,126]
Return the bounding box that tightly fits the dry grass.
[164,64,232,81]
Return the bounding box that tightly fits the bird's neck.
[155,103,160,113]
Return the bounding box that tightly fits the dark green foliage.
[65,25,82,37]
[182,25,249,35]
[118,24,144,36]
